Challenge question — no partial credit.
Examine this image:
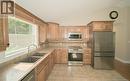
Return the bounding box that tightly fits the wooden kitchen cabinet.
[55,48,68,64]
[50,51,55,70]
[59,27,68,41]
[59,26,86,41]
[0,18,9,51]
[37,65,46,81]
[36,51,55,81]
[38,23,48,44]
[61,48,68,63]
[62,26,85,33]
[47,22,59,41]
[83,48,92,64]
[87,21,114,31]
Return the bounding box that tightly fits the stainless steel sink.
[20,56,40,63]
[32,53,46,56]
[20,53,46,63]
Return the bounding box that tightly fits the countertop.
[0,46,88,81]
[0,47,55,81]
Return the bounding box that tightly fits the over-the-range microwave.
[67,33,82,40]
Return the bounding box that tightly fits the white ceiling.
[16,0,130,26]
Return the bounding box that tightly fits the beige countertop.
[0,47,55,81]
[0,46,88,81]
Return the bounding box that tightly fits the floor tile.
[47,64,128,81]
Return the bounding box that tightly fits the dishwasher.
[21,69,35,81]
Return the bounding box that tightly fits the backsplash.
[48,42,87,48]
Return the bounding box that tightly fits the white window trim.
[5,47,28,57]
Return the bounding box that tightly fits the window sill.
[0,47,36,64]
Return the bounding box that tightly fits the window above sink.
[5,16,39,57]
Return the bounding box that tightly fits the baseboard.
[115,57,130,64]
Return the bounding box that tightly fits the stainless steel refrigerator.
[92,32,115,69]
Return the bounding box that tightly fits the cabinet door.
[37,53,53,81]
[61,48,68,63]
[92,21,113,31]
[48,22,59,41]
[50,52,55,70]
[54,49,61,63]
[37,67,46,81]
[0,18,9,51]
[39,23,47,44]
[59,27,68,41]
[83,48,92,64]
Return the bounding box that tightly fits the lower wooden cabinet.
[36,51,55,81]
[37,65,46,81]
[83,48,92,64]
[54,48,68,64]
[36,48,67,81]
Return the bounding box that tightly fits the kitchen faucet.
[28,44,38,55]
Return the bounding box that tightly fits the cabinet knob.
[7,43,10,46]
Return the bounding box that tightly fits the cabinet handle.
[7,43,10,46]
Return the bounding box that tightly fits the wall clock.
[109,11,118,19]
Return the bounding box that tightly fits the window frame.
[5,16,38,57]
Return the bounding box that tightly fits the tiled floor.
[47,64,128,81]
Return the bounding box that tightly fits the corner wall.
[113,6,130,63]
[126,7,130,62]
[113,6,128,63]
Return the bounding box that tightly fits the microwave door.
[69,35,79,38]
[68,33,82,40]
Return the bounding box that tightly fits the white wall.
[113,6,130,63]
[126,7,130,62]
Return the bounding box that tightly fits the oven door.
[68,53,83,61]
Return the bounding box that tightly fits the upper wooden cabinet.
[87,21,114,31]
[47,22,59,41]
[0,18,9,51]
[59,26,87,41]
[38,22,48,44]
[66,26,84,33]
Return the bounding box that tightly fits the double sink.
[20,53,46,63]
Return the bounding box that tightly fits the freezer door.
[94,57,114,69]
[93,32,115,52]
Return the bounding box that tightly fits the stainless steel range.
[68,46,83,65]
